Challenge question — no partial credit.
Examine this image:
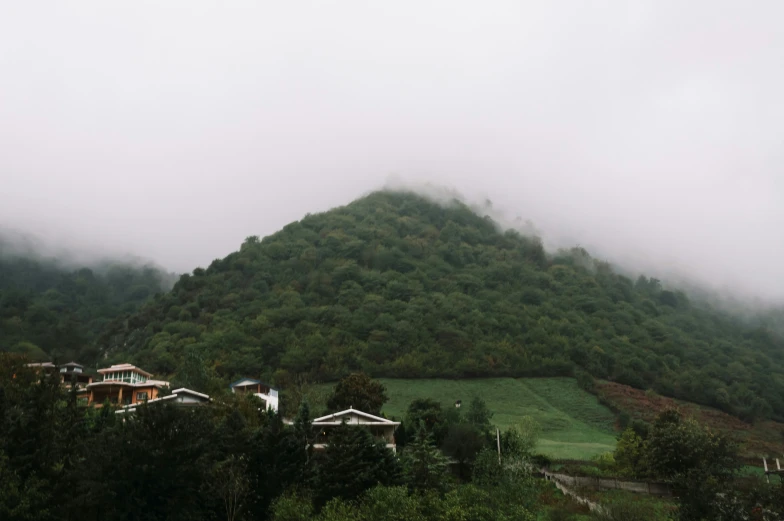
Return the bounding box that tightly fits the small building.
[308,408,400,453]
[26,362,56,371]
[83,363,169,407]
[26,361,93,390]
[58,362,93,389]
[115,388,211,415]
[229,378,279,412]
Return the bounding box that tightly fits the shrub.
[594,497,656,521]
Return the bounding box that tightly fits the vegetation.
[94,190,784,422]
[3,358,782,520]
[0,243,175,363]
[376,377,618,460]
[595,380,784,458]
[0,355,543,521]
[609,409,741,520]
[325,372,388,415]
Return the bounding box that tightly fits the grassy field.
[373,377,618,460]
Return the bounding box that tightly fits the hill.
[311,377,617,460]
[0,239,177,363]
[100,190,784,421]
[380,377,618,460]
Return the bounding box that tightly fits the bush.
[593,497,657,521]
[594,452,616,472]
[531,453,552,468]
[547,506,576,521]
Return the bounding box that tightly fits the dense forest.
[0,239,176,363]
[95,190,784,422]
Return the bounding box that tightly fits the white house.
[308,408,400,453]
[229,378,279,412]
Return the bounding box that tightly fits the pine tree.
[401,426,450,493]
[311,422,402,508]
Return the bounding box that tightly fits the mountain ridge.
[93,190,784,422]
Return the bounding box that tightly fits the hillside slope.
[0,241,177,363]
[102,190,784,421]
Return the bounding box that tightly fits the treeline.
[0,246,176,362]
[0,357,546,521]
[101,191,784,421]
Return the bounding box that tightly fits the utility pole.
[496,428,501,464]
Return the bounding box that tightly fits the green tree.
[501,417,541,460]
[311,422,403,508]
[326,373,388,415]
[210,455,250,521]
[405,398,449,444]
[400,427,451,493]
[612,427,646,478]
[441,423,485,481]
[466,396,494,437]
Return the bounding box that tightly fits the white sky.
[1,1,783,301]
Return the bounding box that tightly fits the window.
[136,392,148,402]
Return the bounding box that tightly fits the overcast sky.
[1,1,783,301]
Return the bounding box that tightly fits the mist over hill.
[0,231,178,362]
[91,190,784,422]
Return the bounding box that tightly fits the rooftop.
[115,388,211,414]
[311,408,400,426]
[97,363,153,377]
[229,378,277,390]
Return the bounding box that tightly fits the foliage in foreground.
[0,355,541,521]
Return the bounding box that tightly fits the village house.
[229,377,279,412]
[58,362,93,389]
[293,408,400,453]
[26,361,93,389]
[82,363,170,407]
[115,387,211,415]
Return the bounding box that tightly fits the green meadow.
[374,377,619,460]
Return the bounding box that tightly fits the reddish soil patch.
[595,381,784,458]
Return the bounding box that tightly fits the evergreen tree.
[400,427,450,493]
[311,422,403,508]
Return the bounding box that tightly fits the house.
[26,361,93,390]
[229,378,279,412]
[82,363,170,407]
[26,362,56,371]
[58,362,93,389]
[115,388,211,415]
[303,408,400,453]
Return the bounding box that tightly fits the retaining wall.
[542,469,672,497]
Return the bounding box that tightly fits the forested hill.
[0,240,177,363]
[102,190,784,421]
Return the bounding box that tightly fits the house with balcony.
[296,408,400,453]
[82,363,169,407]
[229,378,279,412]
